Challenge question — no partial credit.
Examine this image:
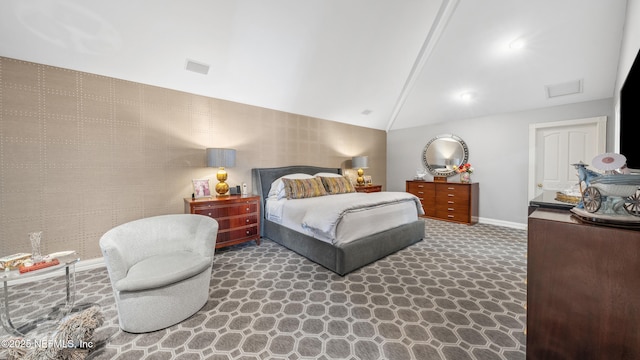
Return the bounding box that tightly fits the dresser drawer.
[435,184,470,197]
[217,225,259,244]
[407,181,434,194]
[194,202,258,218]
[215,214,259,230]
[435,209,470,223]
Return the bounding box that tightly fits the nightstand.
[355,185,382,193]
[184,195,261,249]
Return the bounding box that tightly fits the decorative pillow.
[320,176,356,195]
[282,177,328,199]
[268,174,314,199]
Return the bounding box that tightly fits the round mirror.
[421,134,469,177]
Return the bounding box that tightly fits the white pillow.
[267,173,314,199]
[313,172,342,178]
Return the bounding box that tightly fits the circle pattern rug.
[1,219,527,360]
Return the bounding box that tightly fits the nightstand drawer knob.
[208,213,212,216]
[246,230,250,235]
[246,208,250,211]
[246,219,250,223]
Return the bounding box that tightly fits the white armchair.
[99,214,218,333]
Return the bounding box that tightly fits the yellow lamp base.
[215,167,230,197]
[356,168,365,186]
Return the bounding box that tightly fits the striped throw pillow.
[320,176,356,194]
[282,177,328,199]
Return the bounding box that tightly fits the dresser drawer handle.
[418,185,424,188]
[448,194,454,197]
[419,198,424,201]
[418,191,424,194]
[447,187,454,190]
[447,215,454,218]
[448,201,454,204]
[448,208,454,211]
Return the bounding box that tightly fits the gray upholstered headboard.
[251,165,342,234]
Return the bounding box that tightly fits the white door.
[528,116,607,199]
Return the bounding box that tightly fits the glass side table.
[1,253,80,336]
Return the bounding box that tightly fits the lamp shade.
[206,148,236,168]
[352,156,369,169]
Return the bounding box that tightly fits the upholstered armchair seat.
[100,214,218,333]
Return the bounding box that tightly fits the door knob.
[537,183,543,188]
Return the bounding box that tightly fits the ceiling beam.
[385,0,460,132]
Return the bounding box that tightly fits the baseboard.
[76,257,106,272]
[478,217,527,230]
[6,257,106,285]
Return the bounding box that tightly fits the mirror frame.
[421,134,469,177]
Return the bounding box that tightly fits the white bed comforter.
[297,192,425,240]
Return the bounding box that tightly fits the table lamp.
[207,148,236,196]
[352,156,369,186]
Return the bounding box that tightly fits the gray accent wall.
[387,98,615,227]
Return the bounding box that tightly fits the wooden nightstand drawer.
[216,225,259,245]
[193,202,257,218]
[215,214,258,230]
[185,195,261,249]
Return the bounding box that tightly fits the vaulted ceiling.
[0,0,629,131]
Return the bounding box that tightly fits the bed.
[251,165,425,276]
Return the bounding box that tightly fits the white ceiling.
[0,0,629,131]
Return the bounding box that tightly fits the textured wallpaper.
[0,57,386,260]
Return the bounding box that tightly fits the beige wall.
[0,57,386,260]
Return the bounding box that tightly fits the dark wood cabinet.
[184,195,261,249]
[406,180,478,224]
[527,209,640,359]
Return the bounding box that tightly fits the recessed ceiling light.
[459,91,475,101]
[509,38,525,50]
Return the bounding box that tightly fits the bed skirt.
[264,219,425,276]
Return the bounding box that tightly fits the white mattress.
[266,192,420,245]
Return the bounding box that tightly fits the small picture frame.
[364,175,372,185]
[192,179,211,198]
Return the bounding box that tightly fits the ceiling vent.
[545,79,583,98]
[185,59,210,75]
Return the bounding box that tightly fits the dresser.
[527,209,640,359]
[406,180,478,224]
[184,195,261,249]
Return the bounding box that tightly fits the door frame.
[528,116,607,200]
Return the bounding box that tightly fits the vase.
[460,172,471,183]
[29,231,43,263]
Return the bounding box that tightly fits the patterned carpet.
[1,219,527,359]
